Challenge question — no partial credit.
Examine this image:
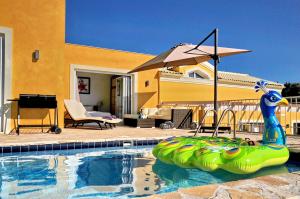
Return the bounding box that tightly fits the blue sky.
[66,0,300,83]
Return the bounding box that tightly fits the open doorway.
[293,122,300,135]
[111,76,131,118]
[75,70,133,118]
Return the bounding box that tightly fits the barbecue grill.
[13,94,61,134]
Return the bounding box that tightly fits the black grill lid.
[18,94,57,108]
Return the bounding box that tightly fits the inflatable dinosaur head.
[255,80,288,145]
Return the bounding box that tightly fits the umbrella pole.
[191,28,219,129]
[213,28,218,129]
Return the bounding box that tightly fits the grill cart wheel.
[55,127,62,134]
[51,126,62,134]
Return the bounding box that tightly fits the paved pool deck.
[0,126,188,146]
[0,127,299,153]
[142,172,300,199]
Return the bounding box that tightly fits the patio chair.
[64,99,122,130]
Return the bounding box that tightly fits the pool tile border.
[0,139,162,154]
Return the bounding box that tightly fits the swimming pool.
[0,146,299,198]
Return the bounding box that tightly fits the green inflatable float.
[152,81,290,174]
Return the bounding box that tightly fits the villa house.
[1,0,298,135]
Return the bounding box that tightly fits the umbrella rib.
[184,48,213,56]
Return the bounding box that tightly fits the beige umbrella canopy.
[128,43,251,73]
[128,29,251,130]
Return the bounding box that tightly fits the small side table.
[123,115,155,128]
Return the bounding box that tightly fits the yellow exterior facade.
[64,44,159,109]
[0,0,65,131]
[1,0,298,135]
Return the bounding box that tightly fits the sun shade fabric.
[128,44,250,73]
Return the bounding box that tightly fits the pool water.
[0,146,299,198]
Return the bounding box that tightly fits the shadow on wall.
[1,101,52,134]
[0,102,12,134]
[137,92,157,110]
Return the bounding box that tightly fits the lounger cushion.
[148,108,158,116]
[64,99,122,124]
[147,115,171,120]
[88,111,112,117]
[141,108,149,115]
[123,114,139,119]
[157,108,172,118]
[64,99,87,118]
[140,107,172,120]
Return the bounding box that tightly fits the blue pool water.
[0,146,299,198]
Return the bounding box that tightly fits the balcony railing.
[161,96,300,135]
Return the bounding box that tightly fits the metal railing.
[212,108,236,139]
[194,109,217,136]
[162,95,300,135]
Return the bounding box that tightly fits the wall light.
[32,50,39,62]
[145,80,149,87]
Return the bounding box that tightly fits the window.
[293,123,300,135]
[188,72,204,79]
[240,122,264,133]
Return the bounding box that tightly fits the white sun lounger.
[64,99,122,129]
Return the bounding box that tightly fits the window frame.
[188,71,205,79]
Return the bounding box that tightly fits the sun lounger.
[64,99,122,129]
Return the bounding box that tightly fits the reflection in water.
[0,148,161,198]
[76,155,133,187]
[0,147,299,198]
[0,156,57,196]
[152,159,300,193]
[73,152,160,198]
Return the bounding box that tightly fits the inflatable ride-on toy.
[153,81,290,174]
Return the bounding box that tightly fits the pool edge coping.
[0,137,167,154]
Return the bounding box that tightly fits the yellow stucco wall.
[0,0,66,128]
[278,110,300,135]
[160,81,262,102]
[64,44,158,109]
[177,63,214,78]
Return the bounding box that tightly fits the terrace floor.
[0,126,300,152]
[142,172,300,199]
[0,126,188,146]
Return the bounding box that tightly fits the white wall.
[0,27,12,134]
[77,72,112,112]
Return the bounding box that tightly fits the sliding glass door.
[115,76,132,118]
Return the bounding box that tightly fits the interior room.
[76,71,132,118]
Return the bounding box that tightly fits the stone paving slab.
[0,126,189,146]
[142,173,300,199]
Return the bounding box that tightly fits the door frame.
[291,121,300,135]
[0,26,12,134]
[0,33,5,132]
[70,64,138,114]
[113,76,132,118]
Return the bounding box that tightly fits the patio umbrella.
[128,29,251,126]
[128,44,250,73]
